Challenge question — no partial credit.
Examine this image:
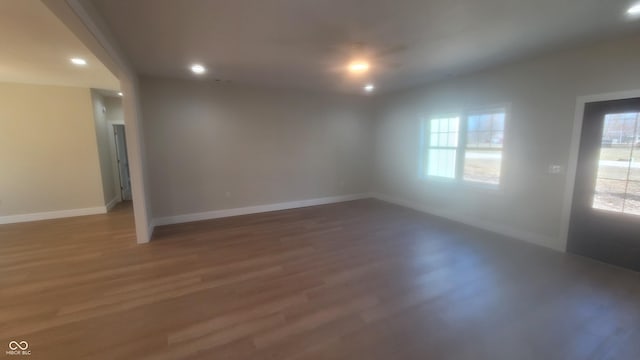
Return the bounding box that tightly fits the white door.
[114,125,132,201]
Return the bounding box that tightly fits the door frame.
[109,122,125,202]
[560,88,640,251]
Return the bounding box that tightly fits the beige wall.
[372,33,640,251]
[140,77,373,218]
[0,82,104,216]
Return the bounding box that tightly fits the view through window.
[464,112,505,184]
[593,112,640,215]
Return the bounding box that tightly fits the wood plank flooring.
[1,199,640,359]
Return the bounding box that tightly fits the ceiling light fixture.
[364,84,375,93]
[70,58,87,66]
[349,61,370,73]
[628,3,640,15]
[190,64,206,74]
[117,92,123,97]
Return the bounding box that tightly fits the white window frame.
[420,105,509,188]
[420,115,461,180]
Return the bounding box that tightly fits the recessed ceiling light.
[349,61,370,73]
[190,64,206,74]
[628,3,640,15]
[364,84,375,93]
[70,58,87,66]
[117,92,123,97]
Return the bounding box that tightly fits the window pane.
[449,118,459,132]
[431,119,439,133]
[597,134,632,180]
[602,113,638,145]
[592,113,640,216]
[467,111,505,149]
[424,116,460,180]
[464,111,506,185]
[596,154,631,181]
[430,133,439,147]
[630,156,640,181]
[469,112,504,130]
[493,114,505,131]
[593,178,626,213]
[467,131,492,148]
[596,113,636,179]
[468,115,489,131]
[463,150,502,184]
[441,118,450,132]
[467,132,480,147]
[467,115,482,132]
[439,133,449,147]
[491,131,504,148]
[428,149,456,178]
[479,131,492,146]
[624,181,640,215]
[630,124,639,179]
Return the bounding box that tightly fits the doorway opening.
[113,124,132,201]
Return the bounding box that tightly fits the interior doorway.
[113,124,132,201]
[567,97,640,271]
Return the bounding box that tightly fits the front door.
[567,97,640,271]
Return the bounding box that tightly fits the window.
[464,112,505,184]
[592,112,640,216]
[421,109,506,186]
[424,116,460,179]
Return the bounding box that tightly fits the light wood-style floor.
[1,199,639,360]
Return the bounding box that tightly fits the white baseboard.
[153,193,370,227]
[147,220,156,243]
[371,192,562,252]
[0,206,107,225]
[150,192,560,252]
[105,196,120,211]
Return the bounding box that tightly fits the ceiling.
[89,0,640,94]
[0,0,119,90]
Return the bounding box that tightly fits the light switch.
[548,164,563,174]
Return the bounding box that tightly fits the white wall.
[90,90,118,206]
[140,77,373,219]
[105,96,124,123]
[372,33,640,251]
[0,82,105,220]
[104,96,124,203]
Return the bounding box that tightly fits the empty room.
[2,0,640,359]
